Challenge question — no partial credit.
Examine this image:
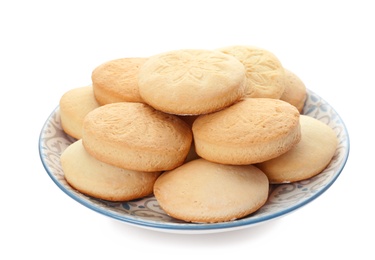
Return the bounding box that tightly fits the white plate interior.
[39,89,350,233]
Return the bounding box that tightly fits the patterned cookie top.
[83,102,192,149]
[137,49,247,115]
[219,45,285,99]
[81,102,193,172]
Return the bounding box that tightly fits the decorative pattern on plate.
[39,89,350,233]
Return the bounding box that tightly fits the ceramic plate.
[39,89,350,234]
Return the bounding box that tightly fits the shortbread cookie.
[219,45,285,99]
[280,69,307,113]
[59,85,100,139]
[192,98,301,165]
[82,102,193,172]
[153,158,269,223]
[256,115,338,183]
[92,57,147,105]
[137,49,247,115]
[61,140,161,201]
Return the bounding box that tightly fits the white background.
[1,0,373,259]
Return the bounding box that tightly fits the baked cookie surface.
[59,85,100,139]
[92,57,147,105]
[61,140,161,201]
[219,45,285,99]
[137,49,247,115]
[280,69,307,113]
[256,115,338,183]
[192,98,301,165]
[82,102,193,172]
[153,158,269,223]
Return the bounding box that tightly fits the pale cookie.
[219,45,285,99]
[256,115,338,183]
[82,102,193,172]
[61,140,161,201]
[192,98,301,165]
[59,85,100,139]
[153,158,269,223]
[280,69,307,113]
[137,49,247,115]
[92,57,147,105]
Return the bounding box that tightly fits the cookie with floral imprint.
[82,102,193,172]
[218,45,286,99]
[137,49,247,115]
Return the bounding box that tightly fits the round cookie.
[280,69,307,113]
[192,98,301,165]
[92,57,147,105]
[82,102,193,172]
[59,85,100,139]
[256,115,338,183]
[137,49,247,115]
[153,158,269,223]
[219,45,286,99]
[61,140,161,201]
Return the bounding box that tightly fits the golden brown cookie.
[137,49,247,115]
[256,115,338,183]
[92,57,147,105]
[59,85,100,139]
[192,98,301,165]
[219,45,285,99]
[280,69,307,113]
[153,158,269,223]
[61,140,161,201]
[82,102,193,172]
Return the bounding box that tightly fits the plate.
[39,89,350,234]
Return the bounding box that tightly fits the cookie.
[92,57,147,105]
[153,158,269,223]
[137,49,247,115]
[256,115,338,183]
[280,69,307,113]
[61,140,161,201]
[59,85,100,139]
[192,98,301,165]
[82,102,193,172]
[219,45,286,99]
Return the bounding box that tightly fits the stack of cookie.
[59,45,338,223]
